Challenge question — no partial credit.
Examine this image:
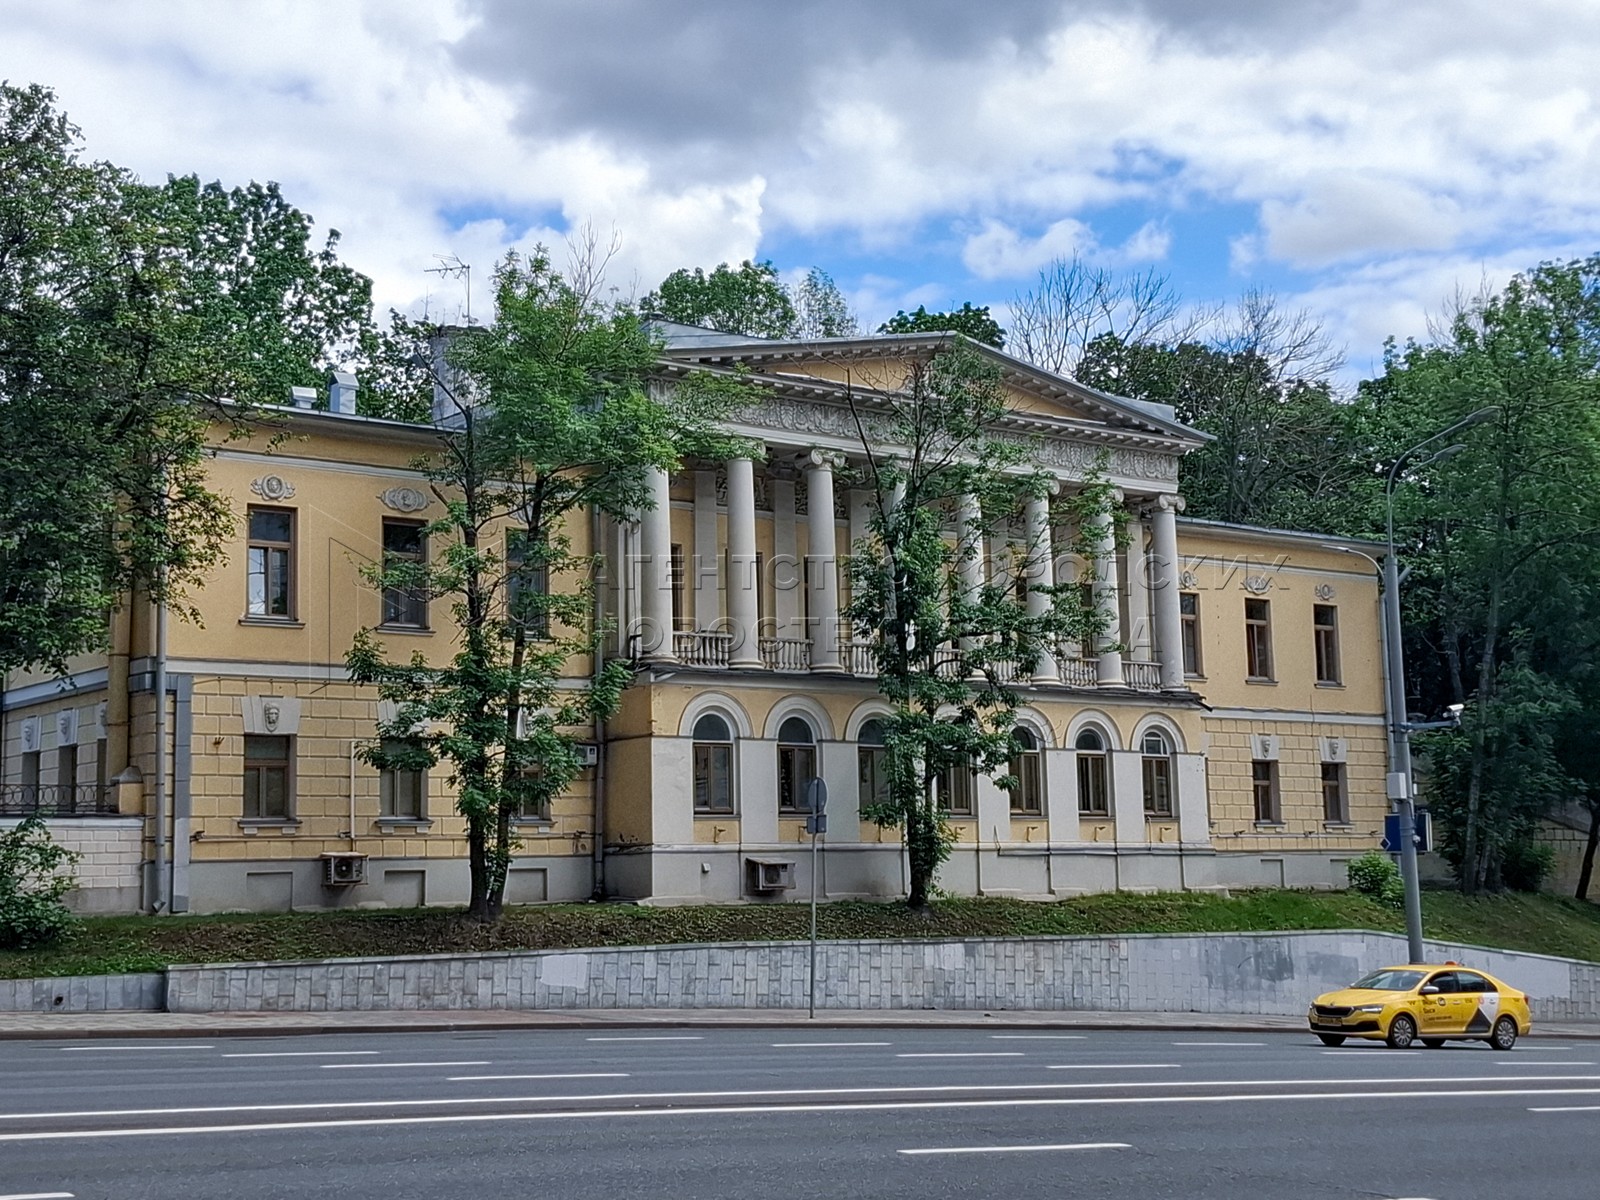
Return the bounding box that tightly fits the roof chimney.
[328,370,358,415]
[289,386,317,409]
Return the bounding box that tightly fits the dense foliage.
[0,818,78,950]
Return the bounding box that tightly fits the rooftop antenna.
[425,255,472,325]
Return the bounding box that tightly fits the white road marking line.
[0,1193,75,1199]
[1495,1060,1594,1066]
[1530,1104,1600,1112]
[10,1086,1600,1141]
[58,1045,213,1052]
[313,1068,483,1075]
[3,1074,1585,1123]
[222,1051,381,1059]
[771,1042,893,1048]
[989,1035,1088,1040]
[1172,1042,1266,1047]
[448,1081,633,1088]
[897,1052,1025,1058]
[585,1036,703,1042]
[1045,1064,1179,1071]
[900,1142,1130,1156]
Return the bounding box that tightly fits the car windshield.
[1350,969,1427,991]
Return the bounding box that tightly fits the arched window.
[1075,727,1109,816]
[858,718,890,815]
[1009,727,1044,816]
[776,716,818,812]
[1141,729,1174,817]
[692,713,735,814]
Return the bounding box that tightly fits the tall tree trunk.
[905,782,938,910]
[466,816,490,919]
[1578,802,1600,901]
[1461,500,1509,896]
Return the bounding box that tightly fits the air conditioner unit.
[574,743,599,768]
[321,853,369,887]
[746,857,795,894]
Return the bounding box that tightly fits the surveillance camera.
[1446,703,1465,717]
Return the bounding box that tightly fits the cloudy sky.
[6,0,1598,383]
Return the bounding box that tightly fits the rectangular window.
[1322,762,1349,823]
[1314,604,1341,685]
[1252,759,1281,823]
[670,544,690,631]
[778,745,818,812]
[1077,754,1109,816]
[246,507,295,619]
[1245,598,1274,680]
[858,747,889,813]
[379,739,426,820]
[693,743,734,814]
[1142,756,1173,817]
[1011,753,1043,816]
[21,750,40,795]
[381,519,428,627]
[1179,592,1202,676]
[243,735,292,820]
[56,743,78,796]
[505,532,550,639]
[96,737,109,799]
[937,759,974,816]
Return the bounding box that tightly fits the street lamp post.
[1331,407,1496,964]
[1381,409,1498,963]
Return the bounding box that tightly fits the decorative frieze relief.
[379,486,430,514]
[241,696,302,736]
[1314,583,1336,601]
[250,474,296,502]
[730,396,1180,483]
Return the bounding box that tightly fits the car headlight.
[1355,1005,1384,1013]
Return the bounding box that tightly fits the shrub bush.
[1501,841,1557,893]
[1348,850,1404,910]
[0,817,80,950]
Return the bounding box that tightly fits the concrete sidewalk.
[3,1007,1599,1040]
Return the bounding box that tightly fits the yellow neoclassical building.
[0,327,1391,914]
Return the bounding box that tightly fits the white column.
[639,465,676,661]
[772,478,801,638]
[1025,490,1059,683]
[1150,494,1187,691]
[1124,511,1152,662]
[693,470,719,631]
[1089,504,1124,685]
[806,452,843,672]
[726,456,762,668]
[957,493,985,655]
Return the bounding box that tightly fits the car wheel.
[1386,1013,1418,1049]
[1317,1034,1346,1047]
[1490,1015,1519,1051]
[1422,1038,1446,1049]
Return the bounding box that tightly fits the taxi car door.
[1419,971,1469,1034]
[1454,970,1501,1036]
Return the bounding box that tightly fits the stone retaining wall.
[0,973,164,1013]
[159,931,1600,1020]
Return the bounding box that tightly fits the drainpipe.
[150,595,169,914]
[169,675,193,913]
[106,604,131,783]
[590,505,608,900]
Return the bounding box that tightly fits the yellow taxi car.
[1308,963,1532,1050]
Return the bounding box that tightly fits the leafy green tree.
[878,302,1005,349]
[348,250,744,919]
[0,83,377,676]
[841,341,1114,907]
[0,817,79,949]
[793,267,858,339]
[1373,258,1600,892]
[644,259,797,338]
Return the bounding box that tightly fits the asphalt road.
[2,1026,1598,1200]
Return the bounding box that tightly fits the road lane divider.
[1045,1064,1179,1070]
[900,1142,1129,1156]
[313,1068,483,1075]
[896,1052,1024,1058]
[448,1081,633,1088]
[771,1042,893,1048]
[10,1085,1600,1141]
[585,1036,703,1042]
[223,1052,381,1058]
[1171,1042,1266,1047]
[57,1045,214,1052]
[989,1035,1087,1040]
[4,1074,1596,1124]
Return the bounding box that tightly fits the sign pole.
[804,778,828,1020]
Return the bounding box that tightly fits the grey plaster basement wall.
[0,973,164,1013]
[152,931,1600,1021]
